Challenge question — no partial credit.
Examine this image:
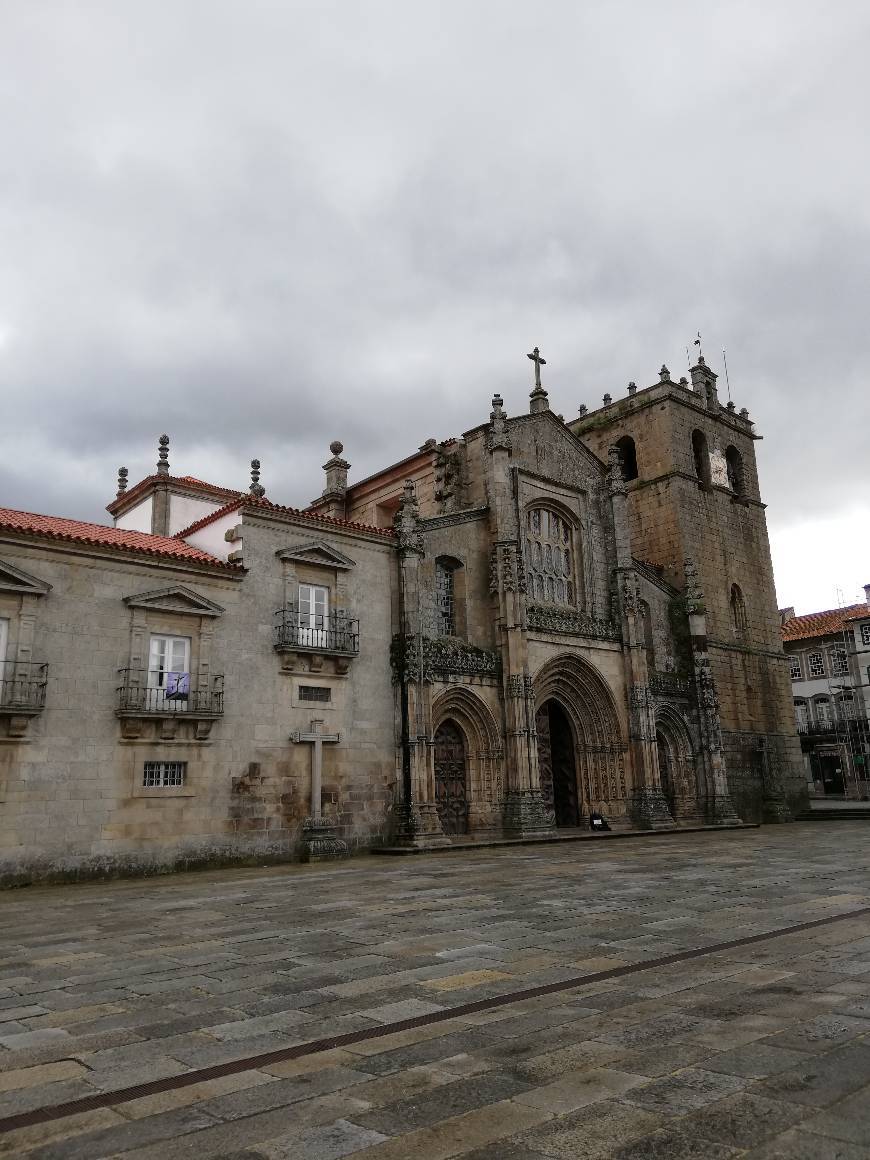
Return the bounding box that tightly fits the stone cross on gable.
[527,346,546,389]
[290,717,340,820]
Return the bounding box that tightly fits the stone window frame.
[729,583,747,637]
[524,503,579,609]
[432,555,467,639]
[807,651,826,678]
[142,760,187,788]
[813,695,832,726]
[0,559,52,737]
[725,444,745,495]
[691,429,712,488]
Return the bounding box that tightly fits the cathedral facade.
[0,357,806,883]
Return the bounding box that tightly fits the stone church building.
[0,354,806,883]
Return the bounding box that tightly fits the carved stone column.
[684,559,741,824]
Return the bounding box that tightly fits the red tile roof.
[781,604,869,643]
[175,495,395,541]
[0,508,241,570]
[106,474,243,514]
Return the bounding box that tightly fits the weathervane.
[527,346,546,389]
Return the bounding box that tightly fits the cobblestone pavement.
[2,825,870,1158]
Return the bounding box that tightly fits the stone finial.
[322,440,350,497]
[116,466,128,497]
[394,479,423,555]
[679,376,689,388]
[739,407,749,419]
[659,365,671,382]
[697,353,706,366]
[726,400,736,411]
[627,381,637,396]
[578,404,588,416]
[249,459,265,497]
[156,434,170,475]
[419,437,437,451]
[491,393,505,418]
[529,384,549,414]
[603,393,612,407]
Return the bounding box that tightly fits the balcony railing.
[273,607,359,655]
[0,662,48,713]
[116,669,224,716]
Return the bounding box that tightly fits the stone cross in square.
[527,346,546,389]
[290,717,340,819]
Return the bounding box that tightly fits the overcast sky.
[1,2,867,613]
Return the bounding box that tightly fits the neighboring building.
[781,591,870,797]
[0,356,807,884]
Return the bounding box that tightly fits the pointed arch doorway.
[433,719,469,835]
[536,699,580,827]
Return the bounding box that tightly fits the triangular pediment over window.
[123,585,225,617]
[275,541,356,570]
[0,559,52,596]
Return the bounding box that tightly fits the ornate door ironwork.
[434,721,469,835]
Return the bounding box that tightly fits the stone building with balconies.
[0,353,807,883]
[781,591,870,798]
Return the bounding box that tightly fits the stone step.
[795,809,870,821]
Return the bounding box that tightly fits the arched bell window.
[692,429,711,486]
[725,445,744,495]
[525,507,576,606]
[615,435,638,482]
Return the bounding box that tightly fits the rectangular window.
[299,685,331,703]
[830,647,849,676]
[435,564,455,637]
[789,656,802,680]
[142,761,186,788]
[0,617,7,691]
[297,584,329,646]
[807,652,825,678]
[861,624,870,648]
[148,635,190,689]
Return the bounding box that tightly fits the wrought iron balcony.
[273,606,359,656]
[0,662,48,714]
[116,669,224,717]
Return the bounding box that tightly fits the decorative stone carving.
[649,672,693,699]
[394,481,424,555]
[503,789,555,837]
[485,393,511,452]
[300,816,348,862]
[117,466,128,496]
[631,786,675,829]
[507,673,534,699]
[526,604,621,643]
[391,635,501,682]
[157,434,170,475]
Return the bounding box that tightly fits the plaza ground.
[1,825,870,1158]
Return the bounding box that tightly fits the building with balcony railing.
[273,605,359,674]
[782,589,870,798]
[0,661,48,737]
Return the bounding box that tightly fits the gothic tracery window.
[526,507,575,606]
[435,560,455,637]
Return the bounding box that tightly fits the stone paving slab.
[1,825,870,1156]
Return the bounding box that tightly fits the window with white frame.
[830,646,849,676]
[814,697,832,726]
[147,635,191,704]
[789,655,802,681]
[861,624,870,648]
[807,651,825,678]
[839,693,857,720]
[297,583,329,646]
[142,761,186,788]
[526,508,576,606]
[794,700,808,731]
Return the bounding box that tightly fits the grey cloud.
[0,0,868,610]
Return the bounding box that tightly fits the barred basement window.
[300,685,331,703]
[142,761,186,788]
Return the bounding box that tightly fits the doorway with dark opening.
[536,699,580,827]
